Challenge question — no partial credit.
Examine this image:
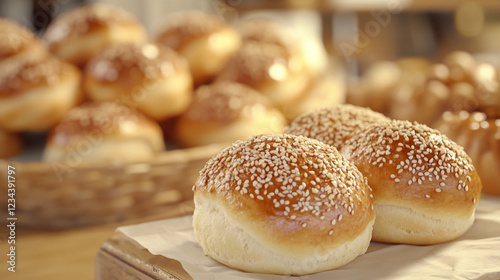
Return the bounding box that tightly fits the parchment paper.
[118,195,500,280]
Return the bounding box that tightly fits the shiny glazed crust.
[43,3,147,66]
[175,82,286,147]
[84,42,193,121]
[0,55,82,131]
[434,109,500,196]
[193,134,374,274]
[285,104,390,150]
[43,102,165,165]
[341,120,482,244]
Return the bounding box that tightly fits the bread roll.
[216,41,311,111]
[341,120,482,244]
[43,4,147,67]
[43,102,165,165]
[285,104,390,151]
[175,82,286,147]
[0,18,48,63]
[155,11,241,85]
[434,108,500,196]
[0,55,82,132]
[84,42,192,121]
[388,52,500,125]
[193,134,375,275]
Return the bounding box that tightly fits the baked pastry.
[42,102,165,165]
[154,11,241,85]
[216,41,311,113]
[42,4,147,67]
[175,82,286,147]
[235,17,301,57]
[434,108,500,196]
[84,42,193,121]
[0,55,82,131]
[193,134,375,275]
[285,104,390,151]
[0,130,22,159]
[347,58,431,116]
[235,17,328,77]
[388,51,499,125]
[341,120,482,245]
[0,18,48,63]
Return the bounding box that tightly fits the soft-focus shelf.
[224,0,500,11]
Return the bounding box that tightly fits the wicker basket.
[0,143,226,229]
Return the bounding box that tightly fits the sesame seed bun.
[285,104,390,151]
[434,108,500,196]
[155,11,241,85]
[42,102,165,165]
[175,82,286,148]
[341,120,482,245]
[84,42,193,121]
[0,55,82,132]
[193,134,375,275]
[0,18,48,63]
[43,4,147,67]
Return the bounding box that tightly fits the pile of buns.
[348,51,500,196]
[0,3,344,164]
[193,104,482,275]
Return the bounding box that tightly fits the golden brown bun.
[84,42,193,121]
[0,130,22,159]
[0,18,48,63]
[0,55,82,132]
[388,51,500,125]
[235,17,328,76]
[434,108,500,196]
[235,17,301,57]
[42,102,165,166]
[280,64,346,121]
[155,11,241,85]
[175,82,286,147]
[285,104,390,151]
[341,120,482,244]
[43,4,147,67]
[193,134,375,275]
[347,58,431,116]
[216,41,312,112]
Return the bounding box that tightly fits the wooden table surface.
[0,201,194,280]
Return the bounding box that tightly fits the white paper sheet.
[118,195,500,280]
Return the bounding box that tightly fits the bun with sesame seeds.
[434,107,500,196]
[341,120,482,245]
[174,82,286,147]
[192,134,375,275]
[43,4,147,67]
[285,104,390,151]
[42,102,165,165]
[154,11,241,85]
[83,42,193,121]
[0,18,48,64]
[216,41,312,116]
[0,55,82,132]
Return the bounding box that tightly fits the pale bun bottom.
[193,195,374,275]
[372,202,475,245]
